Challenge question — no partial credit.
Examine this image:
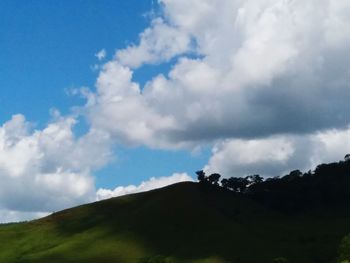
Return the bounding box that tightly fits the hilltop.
[1,162,350,262]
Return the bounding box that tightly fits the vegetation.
[197,154,350,212]
[1,156,350,262]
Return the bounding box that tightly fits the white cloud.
[85,61,185,149]
[95,49,107,61]
[3,0,350,222]
[204,126,350,178]
[84,0,350,150]
[116,18,192,68]
[0,209,49,224]
[0,114,111,219]
[96,173,193,200]
[313,127,350,165]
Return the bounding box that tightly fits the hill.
[1,180,350,263]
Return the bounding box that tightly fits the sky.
[1,0,350,222]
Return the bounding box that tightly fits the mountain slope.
[1,182,350,263]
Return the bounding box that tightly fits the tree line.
[196,170,264,192]
[196,154,350,211]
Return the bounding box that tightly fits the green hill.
[1,181,350,263]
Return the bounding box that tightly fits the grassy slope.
[1,182,350,263]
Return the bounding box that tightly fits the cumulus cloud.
[85,61,185,148]
[0,114,111,216]
[96,173,193,200]
[3,0,350,222]
[116,18,192,68]
[84,0,350,149]
[204,126,350,178]
[0,209,49,224]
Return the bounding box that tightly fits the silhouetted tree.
[237,177,249,192]
[225,177,249,193]
[226,177,238,192]
[283,170,302,181]
[197,156,350,211]
[196,170,207,183]
[246,174,264,185]
[208,173,221,186]
[345,154,350,162]
[221,178,229,189]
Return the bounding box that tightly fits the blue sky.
[0,0,150,122]
[1,0,350,222]
[0,0,209,190]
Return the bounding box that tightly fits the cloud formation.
[205,126,350,177]
[2,0,350,222]
[116,18,192,68]
[85,0,350,150]
[0,114,110,214]
[0,209,49,224]
[82,0,350,179]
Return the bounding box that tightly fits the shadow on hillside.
[42,181,350,263]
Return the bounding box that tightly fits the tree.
[246,174,263,185]
[237,177,249,192]
[345,154,350,162]
[283,170,302,181]
[225,177,249,193]
[196,170,207,183]
[208,173,221,186]
[221,178,229,189]
[226,177,238,191]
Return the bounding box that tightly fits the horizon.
[1,0,350,223]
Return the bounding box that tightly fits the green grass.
[1,182,350,263]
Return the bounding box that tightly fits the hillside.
[1,180,350,263]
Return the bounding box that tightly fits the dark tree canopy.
[345,154,350,162]
[197,154,350,212]
[246,174,263,185]
[208,173,221,185]
[283,170,302,181]
[221,178,229,189]
[196,170,207,183]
